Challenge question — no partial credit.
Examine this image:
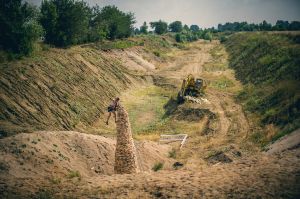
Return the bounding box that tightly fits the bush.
[219,35,227,43]
[152,162,164,171]
[168,149,177,158]
[150,20,168,35]
[153,51,160,57]
[68,170,81,178]
[0,0,43,56]
[203,32,213,41]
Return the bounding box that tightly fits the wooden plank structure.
[159,134,188,149]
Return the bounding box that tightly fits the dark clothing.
[107,100,118,112]
[107,105,116,112]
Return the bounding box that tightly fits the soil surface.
[0,40,299,198]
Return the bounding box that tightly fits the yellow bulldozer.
[177,74,207,104]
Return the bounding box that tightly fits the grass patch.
[49,177,61,184]
[168,148,177,159]
[34,189,53,199]
[93,39,139,50]
[225,32,300,145]
[122,85,171,134]
[68,170,81,179]
[209,76,235,90]
[152,162,164,171]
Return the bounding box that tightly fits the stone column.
[114,105,139,174]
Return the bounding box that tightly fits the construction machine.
[177,74,207,104]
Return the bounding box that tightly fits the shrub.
[0,0,43,56]
[68,170,81,178]
[150,20,168,35]
[168,149,177,158]
[153,51,161,57]
[152,162,163,171]
[175,33,186,43]
[219,35,227,43]
[203,32,213,41]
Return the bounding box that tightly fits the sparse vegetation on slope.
[0,46,136,137]
[225,32,300,142]
[0,34,177,137]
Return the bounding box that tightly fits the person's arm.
[115,100,119,109]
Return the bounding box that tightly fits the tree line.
[217,20,300,32]
[1,0,300,58]
[135,20,212,42]
[0,0,135,57]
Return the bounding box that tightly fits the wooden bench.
[159,134,188,149]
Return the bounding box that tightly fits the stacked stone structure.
[114,105,139,174]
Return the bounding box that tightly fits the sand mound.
[0,131,172,181]
[265,128,300,155]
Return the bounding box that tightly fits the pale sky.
[27,0,300,28]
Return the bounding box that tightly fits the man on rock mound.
[105,97,120,125]
[106,97,140,174]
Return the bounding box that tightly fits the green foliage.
[68,170,80,178]
[210,76,234,89]
[34,189,53,199]
[226,33,300,136]
[175,32,198,43]
[153,51,160,57]
[203,32,213,41]
[190,24,200,32]
[152,162,164,171]
[0,0,43,56]
[169,21,183,32]
[40,0,90,47]
[168,149,177,158]
[183,24,189,31]
[150,20,168,35]
[175,33,186,42]
[93,39,138,50]
[140,21,148,34]
[218,20,300,32]
[219,35,228,43]
[40,3,135,46]
[92,6,135,40]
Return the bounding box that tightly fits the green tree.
[40,0,91,47]
[175,33,186,42]
[259,20,272,31]
[190,24,200,32]
[140,21,148,34]
[289,21,300,30]
[150,20,168,35]
[169,21,183,32]
[0,0,43,56]
[203,31,212,41]
[183,24,189,31]
[274,20,289,31]
[92,6,135,40]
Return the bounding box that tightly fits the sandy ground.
[0,40,299,198]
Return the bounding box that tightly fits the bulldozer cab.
[195,78,203,90]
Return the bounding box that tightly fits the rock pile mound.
[114,105,139,174]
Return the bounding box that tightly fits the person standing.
[106,97,120,125]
